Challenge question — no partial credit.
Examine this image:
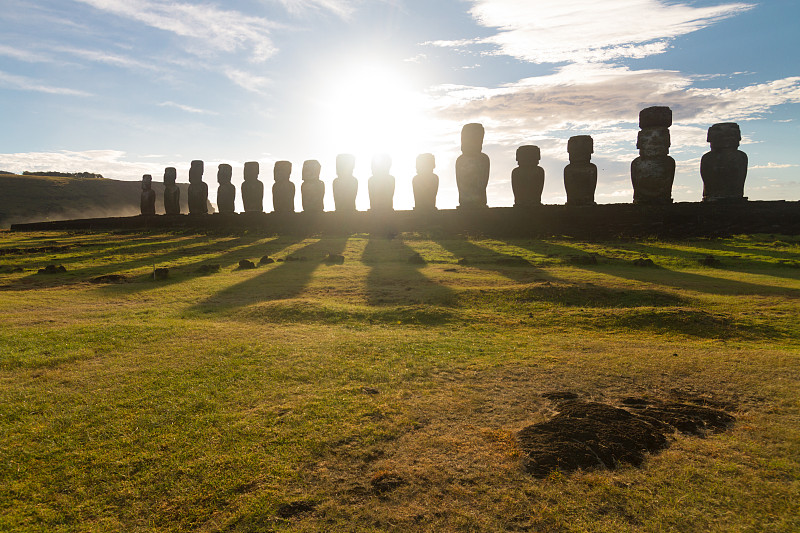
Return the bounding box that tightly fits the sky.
[1,0,799,211]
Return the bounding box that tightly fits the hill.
[0,174,192,228]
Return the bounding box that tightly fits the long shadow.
[513,240,800,298]
[192,236,350,312]
[363,236,456,308]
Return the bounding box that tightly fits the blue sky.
[1,0,798,211]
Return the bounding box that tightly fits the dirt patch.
[276,500,317,519]
[90,274,127,284]
[518,399,735,477]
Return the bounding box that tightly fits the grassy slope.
[0,175,191,228]
[0,230,798,532]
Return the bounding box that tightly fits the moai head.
[243,161,260,182]
[336,154,356,177]
[639,106,673,129]
[461,123,485,155]
[142,174,153,190]
[189,160,204,184]
[302,160,321,181]
[371,154,392,176]
[164,167,177,186]
[707,123,741,150]
[274,161,292,182]
[567,135,594,163]
[217,164,232,184]
[416,153,435,174]
[516,145,541,167]
[637,129,670,157]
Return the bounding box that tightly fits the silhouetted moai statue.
[631,106,675,204]
[188,160,209,214]
[216,164,235,214]
[701,123,748,202]
[301,160,325,213]
[368,154,395,212]
[241,161,264,212]
[272,161,295,214]
[564,135,598,206]
[511,145,545,208]
[140,174,156,215]
[413,153,439,211]
[456,123,490,209]
[333,154,358,212]
[163,167,180,215]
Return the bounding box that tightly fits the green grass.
[1,230,799,531]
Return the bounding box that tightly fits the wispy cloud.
[0,44,54,63]
[0,70,92,96]
[273,0,359,18]
[751,162,799,170]
[158,101,219,115]
[433,0,754,64]
[75,0,280,62]
[224,68,273,94]
[55,46,162,72]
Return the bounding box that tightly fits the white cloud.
[55,46,162,72]
[0,44,53,63]
[455,0,754,63]
[750,162,799,170]
[224,68,273,94]
[75,0,280,62]
[158,101,219,115]
[272,0,359,18]
[0,70,92,96]
[0,150,157,179]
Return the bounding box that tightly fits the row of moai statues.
[139,107,748,215]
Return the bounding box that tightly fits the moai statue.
[631,106,675,204]
[140,174,156,215]
[564,135,598,206]
[368,154,395,212]
[301,160,325,213]
[241,161,264,212]
[216,164,235,214]
[511,145,545,208]
[188,160,209,214]
[456,123,490,209]
[272,160,295,214]
[163,167,181,215]
[412,153,439,211]
[701,123,748,202]
[333,154,358,212]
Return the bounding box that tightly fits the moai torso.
[412,153,439,211]
[333,154,358,212]
[701,123,748,201]
[163,167,181,215]
[368,154,395,212]
[456,123,490,209]
[564,135,598,206]
[301,160,325,213]
[271,161,295,214]
[511,145,545,208]
[241,161,264,212]
[140,174,156,215]
[631,107,675,205]
[188,160,209,214]
[216,164,236,214]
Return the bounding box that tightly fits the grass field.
[1,229,798,532]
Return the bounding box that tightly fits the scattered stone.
[324,253,345,265]
[38,264,67,274]
[259,255,275,265]
[370,471,405,494]
[633,257,655,267]
[276,500,317,519]
[152,268,169,281]
[444,268,458,272]
[362,387,380,395]
[237,259,257,270]
[542,391,579,401]
[196,264,221,274]
[90,274,127,284]
[699,255,721,267]
[10,267,24,273]
[408,253,426,265]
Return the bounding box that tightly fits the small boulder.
[237,259,257,270]
[152,268,169,281]
[259,255,275,265]
[37,264,67,274]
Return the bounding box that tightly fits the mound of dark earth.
[518,399,734,477]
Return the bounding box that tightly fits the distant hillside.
[0,174,193,228]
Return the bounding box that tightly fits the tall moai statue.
[140,174,156,215]
[413,153,439,211]
[511,145,545,208]
[216,164,236,214]
[272,160,295,214]
[163,167,180,215]
[333,154,358,212]
[631,106,675,204]
[701,123,748,202]
[241,161,264,212]
[301,160,325,213]
[564,135,598,206]
[368,154,395,212]
[456,123,490,209]
[188,160,209,214]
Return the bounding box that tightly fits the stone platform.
[10,201,800,239]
